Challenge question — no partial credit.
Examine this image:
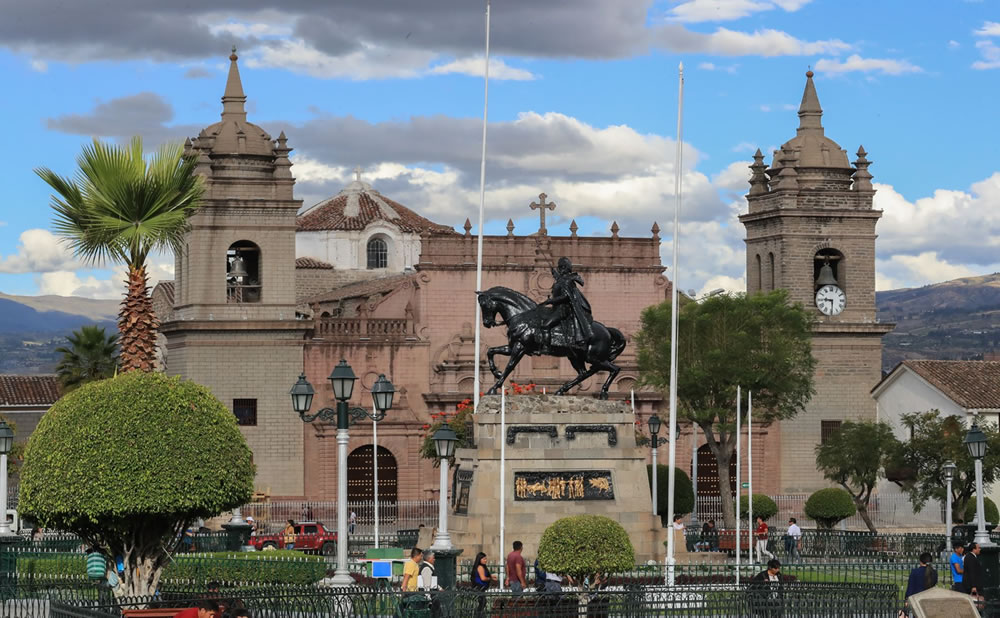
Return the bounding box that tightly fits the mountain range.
[1,273,999,373]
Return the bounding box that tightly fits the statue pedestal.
[450,395,666,564]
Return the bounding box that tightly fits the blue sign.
[371,561,392,579]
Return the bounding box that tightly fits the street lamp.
[430,425,458,552]
[964,423,991,546]
[0,420,13,535]
[942,460,957,541]
[648,414,680,517]
[290,361,395,587]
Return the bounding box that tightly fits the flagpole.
[472,0,491,413]
[665,61,684,588]
[736,386,741,586]
[373,401,379,549]
[499,386,506,587]
[748,391,753,564]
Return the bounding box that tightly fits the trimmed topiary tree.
[538,515,634,586]
[963,496,999,525]
[739,494,779,522]
[19,372,254,598]
[647,464,694,524]
[804,488,856,530]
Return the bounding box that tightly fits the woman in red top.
[755,516,775,563]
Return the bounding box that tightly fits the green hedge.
[646,464,694,523]
[538,515,634,582]
[804,488,856,530]
[739,494,779,521]
[16,551,326,585]
[963,496,999,525]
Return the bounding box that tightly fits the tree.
[55,325,119,392]
[19,372,254,598]
[538,515,634,587]
[739,494,778,521]
[36,137,204,372]
[963,496,999,525]
[647,465,694,524]
[804,488,856,530]
[814,420,900,533]
[891,411,1000,524]
[636,291,815,528]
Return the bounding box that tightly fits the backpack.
[534,559,546,591]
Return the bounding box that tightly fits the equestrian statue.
[477,257,626,399]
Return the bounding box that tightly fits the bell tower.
[162,49,308,496]
[739,71,893,493]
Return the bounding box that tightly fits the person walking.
[504,541,527,594]
[420,551,442,618]
[784,518,801,560]
[402,547,423,592]
[949,541,966,592]
[964,543,984,604]
[281,520,296,550]
[471,551,496,618]
[903,551,938,616]
[755,516,774,563]
[349,511,357,535]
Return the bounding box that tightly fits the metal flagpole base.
[329,570,355,587]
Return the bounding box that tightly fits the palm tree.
[55,325,119,391]
[36,137,204,372]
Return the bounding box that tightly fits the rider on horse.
[539,257,594,348]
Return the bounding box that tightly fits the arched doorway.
[347,445,398,504]
[696,444,738,498]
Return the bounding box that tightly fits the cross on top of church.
[354,166,362,182]
[530,193,556,235]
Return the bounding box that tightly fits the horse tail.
[608,327,626,361]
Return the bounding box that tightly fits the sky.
[1,0,999,300]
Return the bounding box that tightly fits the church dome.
[192,49,274,157]
[769,71,850,171]
[297,173,456,234]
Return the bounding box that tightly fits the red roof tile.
[903,360,1000,410]
[295,257,334,270]
[306,273,414,304]
[297,181,455,235]
[0,375,60,407]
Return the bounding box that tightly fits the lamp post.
[430,426,458,551]
[691,429,698,526]
[942,460,957,541]
[964,424,991,547]
[0,420,13,536]
[290,361,395,587]
[648,414,680,518]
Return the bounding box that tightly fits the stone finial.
[775,149,799,191]
[354,165,362,182]
[529,192,556,235]
[273,130,293,180]
[222,47,247,120]
[610,221,620,239]
[798,69,823,133]
[569,219,579,238]
[749,148,769,196]
[651,221,660,241]
[276,130,288,147]
[852,145,874,191]
[506,218,515,237]
[463,218,472,237]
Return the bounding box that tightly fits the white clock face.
[815,285,846,316]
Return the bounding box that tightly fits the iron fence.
[241,500,437,534]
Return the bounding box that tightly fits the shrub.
[963,496,999,525]
[804,488,856,530]
[19,372,255,597]
[538,515,634,583]
[647,465,694,523]
[739,494,779,522]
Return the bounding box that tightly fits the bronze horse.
[477,286,626,399]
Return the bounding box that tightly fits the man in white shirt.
[785,518,802,560]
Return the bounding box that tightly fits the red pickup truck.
[249,521,337,556]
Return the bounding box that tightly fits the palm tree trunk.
[118,264,159,372]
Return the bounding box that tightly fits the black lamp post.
[965,424,991,546]
[430,425,458,552]
[290,360,395,587]
[648,414,680,517]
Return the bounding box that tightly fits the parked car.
[249,521,337,556]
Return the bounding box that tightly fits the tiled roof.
[297,181,455,235]
[306,273,414,304]
[903,360,1000,410]
[0,375,60,407]
[295,257,334,270]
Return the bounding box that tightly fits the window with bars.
[820,420,842,444]
[367,238,388,269]
[233,398,258,426]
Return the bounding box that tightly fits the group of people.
[683,515,803,563]
[946,541,986,600]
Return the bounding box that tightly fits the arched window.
[227,241,261,303]
[367,237,388,269]
[768,253,776,290]
[814,248,845,290]
[754,254,762,292]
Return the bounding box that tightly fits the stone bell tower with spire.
[739,72,893,493]
[162,48,308,496]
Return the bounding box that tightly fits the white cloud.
[975,21,1000,36]
[712,161,751,192]
[972,40,1000,70]
[35,256,175,300]
[658,26,850,56]
[698,61,739,72]
[876,252,983,291]
[814,54,922,75]
[698,274,746,295]
[948,40,961,49]
[668,0,812,23]
[429,56,536,80]
[247,39,435,80]
[29,59,47,72]
[0,229,80,274]
[731,142,757,153]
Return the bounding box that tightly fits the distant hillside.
[877,273,1000,370]
[0,292,117,373]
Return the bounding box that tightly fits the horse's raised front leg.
[486,344,526,395]
[486,345,510,380]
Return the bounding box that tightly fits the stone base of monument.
[449,395,667,564]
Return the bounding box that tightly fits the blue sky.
[1,0,999,298]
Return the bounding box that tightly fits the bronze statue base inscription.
[514,470,614,501]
